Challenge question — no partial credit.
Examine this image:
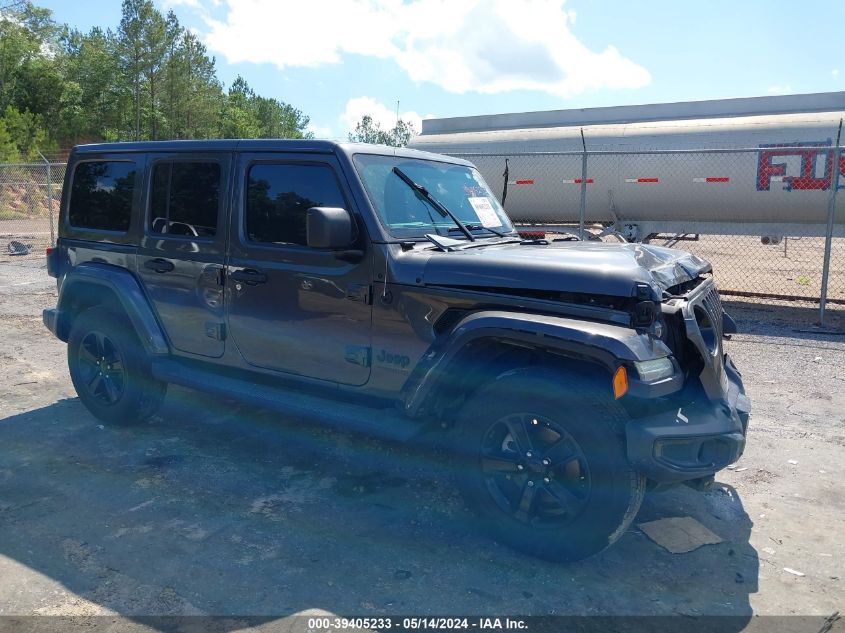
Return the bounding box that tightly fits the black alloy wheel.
[68,306,166,424]
[455,368,645,562]
[76,330,126,405]
[480,412,591,526]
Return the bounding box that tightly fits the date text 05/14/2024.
[306,617,528,631]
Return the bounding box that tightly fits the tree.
[178,31,222,139]
[158,28,221,140]
[0,1,315,152]
[12,54,63,129]
[117,0,171,140]
[390,118,415,147]
[220,76,260,138]
[221,76,312,140]
[348,114,416,147]
[140,7,166,139]
[59,27,126,143]
[0,104,46,159]
[0,2,58,111]
[0,116,20,162]
[348,115,380,144]
[118,0,147,140]
[161,10,180,138]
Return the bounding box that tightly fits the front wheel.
[454,369,644,562]
[68,306,166,425]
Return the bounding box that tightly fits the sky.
[38,0,845,140]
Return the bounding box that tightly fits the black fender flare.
[402,310,672,417]
[57,262,169,355]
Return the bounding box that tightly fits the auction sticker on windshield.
[467,197,500,228]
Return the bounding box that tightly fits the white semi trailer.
[409,92,845,240]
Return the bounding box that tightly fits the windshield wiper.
[392,167,475,242]
[449,224,508,237]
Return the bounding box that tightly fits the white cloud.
[393,1,648,96]
[171,0,222,7]
[204,0,401,68]
[306,122,336,139]
[161,0,220,20]
[833,69,840,77]
[767,84,793,95]
[162,0,203,8]
[340,97,429,135]
[198,0,650,98]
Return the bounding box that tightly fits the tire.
[67,306,166,425]
[454,368,645,562]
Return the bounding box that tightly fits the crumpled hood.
[419,241,711,297]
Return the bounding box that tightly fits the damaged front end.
[629,242,712,290]
[624,274,751,484]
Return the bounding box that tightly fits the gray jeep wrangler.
[44,140,750,562]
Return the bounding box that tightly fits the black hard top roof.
[71,139,473,166]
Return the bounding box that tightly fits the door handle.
[230,268,268,285]
[144,258,174,273]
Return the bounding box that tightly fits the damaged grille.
[701,285,724,342]
[682,278,729,400]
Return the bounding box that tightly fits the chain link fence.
[453,148,844,317]
[2,149,843,318]
[0,161,66,262]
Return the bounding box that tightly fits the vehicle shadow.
[0,391,757,629]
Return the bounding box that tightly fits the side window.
[246,163,346,246]
[68,161,136,232]
[150,161,220,238]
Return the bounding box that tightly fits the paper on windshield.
[467,197,500,228]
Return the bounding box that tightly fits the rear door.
[226,152,373,385]
[137,153,231,358]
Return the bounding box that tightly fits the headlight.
[634,357,675,382]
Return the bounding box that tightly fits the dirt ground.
[671,234,845,303]
[0,258,843,626]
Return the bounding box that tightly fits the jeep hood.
[419,241,711,298]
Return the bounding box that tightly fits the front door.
[226,153,372,386]
[137,153,231,358]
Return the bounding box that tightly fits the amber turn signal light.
[612,366,628,400]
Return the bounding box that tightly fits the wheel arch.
[57,262,169,355]
[402,310,669,421]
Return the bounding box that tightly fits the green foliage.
[221,75,312,139]
[0,118,20,162]
[0,0,314,159]
[0,105,47,159]
[59,27,127,143]
[348,115,416,147]
[0,1,60,111]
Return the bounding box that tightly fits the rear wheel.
[68,306,166,425]
[454,369,644,562]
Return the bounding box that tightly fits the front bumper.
[626,353,750,483]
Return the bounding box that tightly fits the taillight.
[46,247,58,278]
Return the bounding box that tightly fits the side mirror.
[306,207,353,249]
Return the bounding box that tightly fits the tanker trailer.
[409,91,845,241]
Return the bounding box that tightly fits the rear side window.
[246,163,346,246]
[68,161,136,232]
[150,161,220,238]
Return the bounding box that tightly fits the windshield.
[353,154,515,238]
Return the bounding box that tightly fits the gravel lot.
[0,258,843,624]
